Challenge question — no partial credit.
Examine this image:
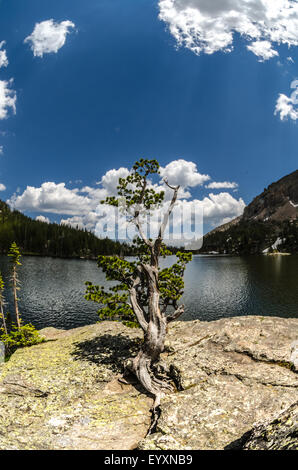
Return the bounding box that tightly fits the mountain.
[0,199,131,258]
[243,169,298,222]
[200,170,298,255]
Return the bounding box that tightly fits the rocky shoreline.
[0,316,297,450]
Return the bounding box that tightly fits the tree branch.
[133,215,153,249]
[155,179,180,252]
[129,268,148,332]
[166,304,185,323]
[132,176,153,249]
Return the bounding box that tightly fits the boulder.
[0,322,151,450]
[139,316,298,450]
[0,316,297,450]
[242,401,298,450]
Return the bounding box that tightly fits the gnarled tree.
[85,159,192,413]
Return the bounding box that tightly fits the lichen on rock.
[0,322,151,450]
[242,401,298,450]
[140,316,298,450]
[0,316,297,450]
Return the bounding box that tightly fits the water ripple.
[0,254,297,329]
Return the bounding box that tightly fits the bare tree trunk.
[0,302,7,334]
[12,267,21,329]
[127,261,172,413]
[127,315,169,412]
[126,180,182,425]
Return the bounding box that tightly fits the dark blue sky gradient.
[0,0,297,219]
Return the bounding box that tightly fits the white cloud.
[61,212,100,231]
[36,215,50,223]
[206,181,238,189]
[247,40,278,61]
[7,160,245,235]
[197,192,245,222]
[92,193,245,241]
[24,19,75,58]
[80,185,107,200]
[98,167,130,195]
[0,79,16,119]
[158,0,298,60]
[218,216,235,226]
[0,146,3,155]
[159,159,210,188]
[0,41,8,68]
[0,183,6,191]
[6,167,128,220]
[274,93,298,121]
[8,182,95,215]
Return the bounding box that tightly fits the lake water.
[0,254,297,330]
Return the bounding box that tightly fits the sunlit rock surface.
[140,316,298,450]
[0,316,297,450]
[242,401,298,450]
[0,322,150,450]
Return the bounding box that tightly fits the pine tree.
[85,158,192,423]
[0,272,7,334]
[8,242,22,329]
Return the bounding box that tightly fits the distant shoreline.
[0,251,296,262]
[0,252,98,261]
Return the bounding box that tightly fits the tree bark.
[0,302,7,334]
[127,305,169,408]
[127,180,182,419]
[12,267,21,329]
[127,262,172,412]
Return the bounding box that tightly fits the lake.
[0,254,297,330]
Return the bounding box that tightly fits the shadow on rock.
[71,334,141,374]
[224,431,251,450]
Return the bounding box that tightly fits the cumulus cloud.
[36,215,50,223]
[206,181,238,189]
[7,168,128,220]
[0,41,8,68]
[61,212,100,231]
[98,167,130,195]
[0,146,3,155]
[0,79,16,119]
[197,192,245,222]
[158,0,298,61]
[247,40,278,61]
[80,185,105,197]
[160,159,210,188]
[8,182,95,215]
[7,160,245,237]
[92,193,245,242]
[0,183,6,191]
[24,19,75,57]
[274,93,298,121]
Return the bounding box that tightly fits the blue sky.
[0,0,298,235]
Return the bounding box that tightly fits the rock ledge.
[0,316,297,450]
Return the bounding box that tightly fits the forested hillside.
[0,200,130,258]
[200,220,298,255]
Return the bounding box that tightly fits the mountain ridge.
[201,169,298,254]
[243,169,298,223]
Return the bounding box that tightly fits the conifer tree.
[86,159,192,417]
[0,272,7,334]
[8,242,22,329]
